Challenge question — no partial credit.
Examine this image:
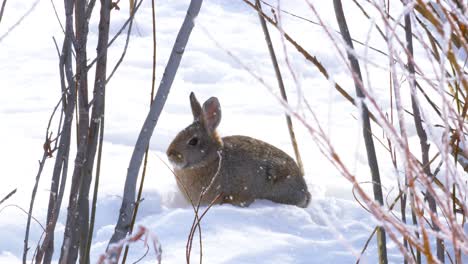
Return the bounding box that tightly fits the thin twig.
[106,0,136,83]
[23,94,63,264]
[241,0,368,121]
[0,204,45,231]
[332,0,387,262]
[84,116,105,261]
[404,4,444,262]
[107,0,205,257]
[121,0,157,262]
[0,0,40,43]
[0,189,16,205]
[356,227,377,264]
[153,153,205,264]
[0,0,8,25]
[23,154,49,264]
[36,1,77,261]
[186,151,222,263]
[49,0,65,36]
[260,0,389,57]
[131,244,149,264]
[356,186,405,263]
[87,0,144,71]
[58,0,93,261]
[255,0,304,176]
[187,194,222,264]
[77,0,112,262]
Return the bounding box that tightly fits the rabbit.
[166,92,311,208]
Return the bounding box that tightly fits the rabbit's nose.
[167,149,183,162]
[167,149,177,158]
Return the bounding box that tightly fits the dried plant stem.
[203,21,465,259]
[0,0,7,25]
[25,93,67,264]
[107,0,204,257]
[255,0,304,176]
[129,0,134,15]
[382,5,427,264]
[23,153,48,264]
[38,31,76,264]
[0,0,39,43]
[357,181,406,263]
[105,0,137,84]
[87,0,144,71]
[58,0,93,261]
[241,0,386,124]
[333,1,387,263]
[84,116,105,263]
[260,0,388,57]
[35,2,78,262]
[187,194,222,264]
[154,154,204,264]
[75,1,112,263]
[121,2,157,263]
[404,6,444,263]
[0,189,16,205]
[185,152,222,264]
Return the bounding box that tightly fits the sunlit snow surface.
[0,0,453,263]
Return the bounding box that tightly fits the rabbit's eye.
[188,137,199,146]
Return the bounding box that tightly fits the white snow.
[0,0,462,263]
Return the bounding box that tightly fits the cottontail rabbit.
[166,92,311,208]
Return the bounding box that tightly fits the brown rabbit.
[166,92,311,208]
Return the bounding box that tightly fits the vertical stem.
[404,6,443,263]
[38,0,77,262]
[107,0,204,259]
[84,117,104,264]
[333,1,387,263]
[129,0,134,15]
[255,0,304,176]
[0,189,16,205]
[23,153,48,264]
[0,0,7,25]
[411,207,421,263]
[400,190,409,264]
[121,1,157,263]
[78,0,111,263]
[59,0,91,261]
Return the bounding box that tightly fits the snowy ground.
[0,0,458,263]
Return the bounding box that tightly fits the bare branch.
[0,204,45,231]
[255,0,304,176]
[0,189,16,205]
[36,0,77,262]
[87,0,144,71]
[121,1,157,262]
[241,0,363,119]
[0,0,7,25]
[81,0,113,261]
[107,0,204,258]
[106,0,140,84]
[58,0,92,261]
[0,0,40,43]
[332,0,388,262]
[23,153,49,264]
[23,93,64,264]
[404,4,444,262]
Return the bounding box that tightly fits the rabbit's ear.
[190,92,202,121]
[202,97,221,134]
